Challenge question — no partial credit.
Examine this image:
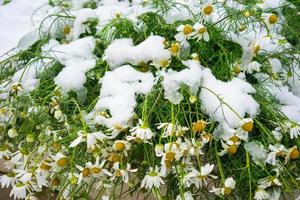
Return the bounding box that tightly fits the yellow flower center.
[229,135,240,143]
[183,25,193,35]
[223,187,232,195]
[170,43,180,55]
[193,120,206,133]
[268,14,278,24]
[41,160,51,170]
[234,65,241,75]
[109,153,121,163]
[203,5,213,15]
[160,59,170,68]
[91,167,102,174]
[115,142,126,151]
[57,157,68,167]
[241,121,254,132]
[82,168,90,177]
[166,152,176,161]
[290,148,300,160]
[63,26,71,35]
[116,170,122,177]
[198,27,207,34]
[228,145,238,155]
[254,45,261,54]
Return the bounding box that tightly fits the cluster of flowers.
[0,0,299,199]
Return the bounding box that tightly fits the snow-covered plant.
[0,0,299,199]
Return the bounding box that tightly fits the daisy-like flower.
[262,13,279,27]
[50,152,68,171]
[86,157,112,178]
[240,118,254,132]
[287,122,300,139]
[10,82,23,94]
[0,173,16,188]
[141,166,164,189]
[192,120,206,133]
[175,24,194,43]
[152,58,171,69]
[258,169,282,189]
[218,139,240,156]
[157,122,189,138]
[192,23,209,42]
[184,164,217,188]
[169,42,181,56]
[111,162,137,183]
[75,164,91,184]
[129,119,155,141]
[254,187,270,200]
[285,146,299,163]
[70,130,108,150]
[265,144,287,166]
[10,182,27,200]
[176,191,194,200]
[112,140,131,156]
[243,61,261,74]
[210,177,236,195]
[201,1,214,17]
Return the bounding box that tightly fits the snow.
[104,36,171,69]
[87,65,155,128]
[200,68,260,127]
[0,0,47,56]
[72,8,98,40]
[269,86,300,122]
[43,37,96,93]
[161,60,203,104]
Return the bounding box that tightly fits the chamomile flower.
[285,146,299,163]
[157,122,189,138]
[262,13,279,27]
[50,152,68,171]
[192,23,209,42]
[266,144,287,166]
[10,183,27,200]
[210,177,236,195]
[175,24,194,43]
[111,162,137,183]
[258,169,282,188]
[0,173,15,188]
[169,42,181,56]
[243,61,261,74]
[218,139,239,156]
[113,140,131,156]
[184,164,217,188]
[129,119,155,141]
[75,164,91,184]
[70,130,108,149]
[254,187,270,200]
[141,166,164,189]
[201,1,215,17]
[287,122,300,139]
[86,157,112,178]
